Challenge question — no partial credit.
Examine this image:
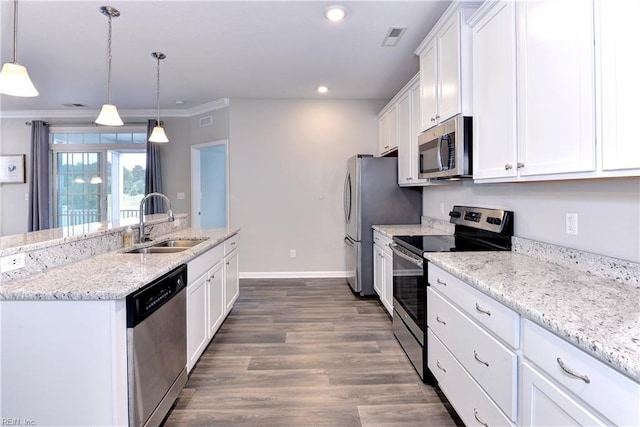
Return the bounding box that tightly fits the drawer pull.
[436,360,447,373]
[436,278,447,286]
[436,316,446,325]
[557,357,591,383]
[475,303,491,316]
[474,408,489,427]
[474,351,489,367]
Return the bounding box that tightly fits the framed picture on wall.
[0,155,26,184]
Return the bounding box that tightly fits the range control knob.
[486,217,502,225]
[449,211,461,218]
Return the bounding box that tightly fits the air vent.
[199,115,213,127]
[62,103,88,108]
[382,27,407,47]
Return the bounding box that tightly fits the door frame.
[190,139,229,228]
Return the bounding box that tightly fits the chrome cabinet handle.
[517,162,525,169]
[474,351,489,367]
[475,303,491,316]
[435,115,440,119]
[436,316,446,325]
[436,278,447,286]
[474,408,489,427]
[406,177,413,181]
[557,358,591,383]
[505,164,513,170]
[436,360,446,373]
[430,117,436,122]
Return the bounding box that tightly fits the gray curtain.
[145,119,164,214]
[28,120,50,231]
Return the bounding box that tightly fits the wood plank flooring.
[163,278,463,426]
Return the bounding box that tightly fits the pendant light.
[95,6,123,126]
[148,52,169,143]
[0,0,39,97]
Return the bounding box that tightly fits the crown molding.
[0,98,230,120]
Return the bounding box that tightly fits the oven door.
[391,244,426,344]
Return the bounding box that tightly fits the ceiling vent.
[199,115,213,127]
[382,27,407,47]
[62,103,88,108]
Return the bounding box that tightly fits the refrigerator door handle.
[344,236,355,247]
[344,172,352,224]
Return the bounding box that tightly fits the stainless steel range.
[391,206,514,384]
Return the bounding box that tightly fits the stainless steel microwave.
[418,115,472,180]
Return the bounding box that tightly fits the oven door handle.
[391,244,424,268]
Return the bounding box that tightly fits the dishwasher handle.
[391,244,424,268]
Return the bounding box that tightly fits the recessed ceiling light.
[325,6,347,22]
[317,86,329,94]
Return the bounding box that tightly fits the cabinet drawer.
[373,231,393,256]
[188,244,224,283]
[428,329,514,427]
[428,263,519,347]
[224,234,239,255]
[428,287,517,420]
[523,319,640,427]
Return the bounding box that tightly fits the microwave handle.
[436,136,444,171]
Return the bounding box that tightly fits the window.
[50,127,147,227]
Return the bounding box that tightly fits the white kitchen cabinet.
[187,271,209,371]
[416,3,476,132]
[372,230,393,315]
[397,75,428,186]
[521,319,640,427]
[207,260,225,338]
[471,0,597,182]
[224,248,239,313]
[378,103,398,156]
[598,0,640,173]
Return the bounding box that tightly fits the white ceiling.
[0,0,450,114]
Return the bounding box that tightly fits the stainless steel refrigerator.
[343,154,422,296]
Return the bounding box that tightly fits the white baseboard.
[239,271,348,279]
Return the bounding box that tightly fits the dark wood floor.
[163,278,463,426]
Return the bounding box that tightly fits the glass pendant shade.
[149,125,169,143]
[90,176,103,184]
[0,62,39,97]
[95,103,123,126]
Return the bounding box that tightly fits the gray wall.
[0,119,32,236]
[423,179,640,263]
[228,98,382,275]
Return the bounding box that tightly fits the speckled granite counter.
[373,218,454,239]
[425,251,640,383]
[0,227,239,301]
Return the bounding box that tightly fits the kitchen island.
[0,225,239,426]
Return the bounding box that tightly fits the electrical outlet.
[566,213,578,235]
[440,201,445,214]
[290,249,297,258]
[1,253,26,273]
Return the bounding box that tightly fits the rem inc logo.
[1,419,36,426]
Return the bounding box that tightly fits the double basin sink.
[125,238,209,254]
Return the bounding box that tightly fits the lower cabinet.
[373,230,393,315]
[187,234,240,373]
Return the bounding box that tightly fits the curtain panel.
[145,119,164,214]
[28,120,51,231]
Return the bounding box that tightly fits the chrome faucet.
[139,192,174,242]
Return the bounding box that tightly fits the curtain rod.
[25,121,151,126]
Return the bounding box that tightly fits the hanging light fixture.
[148,52,169,143]
[95,6,123,126]
[0,0,39,97]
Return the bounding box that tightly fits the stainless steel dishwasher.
[127,264,187,427]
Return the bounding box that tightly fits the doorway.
[190,140,229,228]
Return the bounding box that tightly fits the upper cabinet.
[415,2,477,132]
[598,0,640,171]
[378,103,398,156]
[397,75,428,186]
[471,0,640,182]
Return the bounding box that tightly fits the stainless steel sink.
[125,238,209,254]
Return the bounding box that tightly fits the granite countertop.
[425,251,640,383]
[373,223,453,239]
[0,227,239,301]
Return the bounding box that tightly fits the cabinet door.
[438,12,461,123]
[381,250,393,315]
[420,40,438,131]
[387,104,398,153]
[517,0,596,176]
[520,361,609,426]
[373,243,384,298]
[187,274,208,372]
[599,0,640,171]
[207,261,225,339]
[397,91,413,185]
[224,250,239,313]
[472,1,518,179]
